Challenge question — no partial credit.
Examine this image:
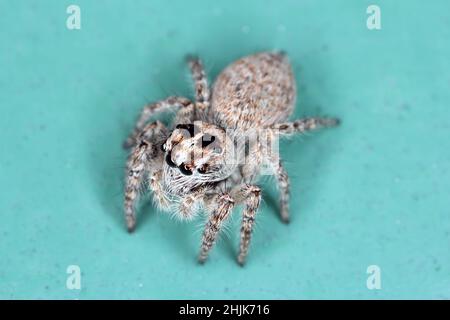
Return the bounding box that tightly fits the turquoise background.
[1,0,449,299]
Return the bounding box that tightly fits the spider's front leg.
[198,193,234,264]
[231,184,262,266]
[124,96,194,149]
[124,121,167,232]
[149,169,170,210]
[186,55,210,119]
[178,187,206,220]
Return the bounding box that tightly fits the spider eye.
[201,134,216,148]
[165,152,177,168]
[179,163,193,176]
[197,164,208,174]
[161,143,166,152]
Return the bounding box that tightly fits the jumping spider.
[123,52,339,265]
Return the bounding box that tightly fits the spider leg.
[270,117,340,135]
[259,131,289,222]
[266,118,339,221]
[124,96,194,149]
[124,121,166,232]
[186,55,210,119]
[149,169,170,210]
[232,184,262,266]
[178,187,206,220]
[198,193,234,264]
[273,160,290,223]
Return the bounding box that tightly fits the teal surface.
[1,0,449,299]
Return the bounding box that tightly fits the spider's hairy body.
[123,52,339,265]
[211,52,296,129]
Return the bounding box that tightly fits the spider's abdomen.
[211,52,296,129]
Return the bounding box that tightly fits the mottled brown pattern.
[187,56,210,119]
[198,193,234,264]
[211,52,296,128]
[234,184,261,265]
[122,52,340,265]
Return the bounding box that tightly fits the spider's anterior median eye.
[201,134,216,148]
[179,163,193,176]
[160,143,166,152]
[197,164,208,174]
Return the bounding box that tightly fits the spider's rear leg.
[268,117,339,222]
[186,55,210,118]
[232,184,262,266]
[123,96,194,149]
[124,121,166,232]
[198,193,234,264]
[270,117,340,135]
[272,160,290,223]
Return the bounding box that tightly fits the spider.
[123,52,339,265]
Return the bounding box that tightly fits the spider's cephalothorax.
[123,52,340,265]
[162,122,237,192]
